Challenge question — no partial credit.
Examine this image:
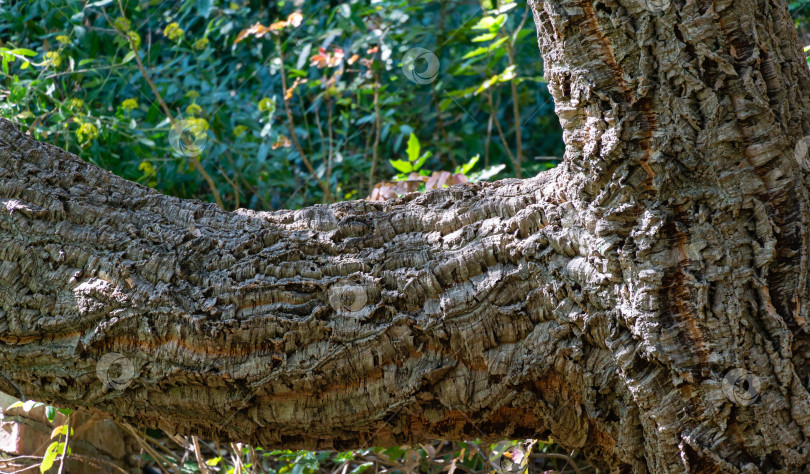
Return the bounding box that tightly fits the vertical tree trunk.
[529,0,810,470]
[0,0,809,471]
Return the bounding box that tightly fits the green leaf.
[406,133,420,162]
[7,401,24,410]
[493,2,518,13]
[46,406,55,423]
[472,14,506,31]
[474,65,517,94]
[413,151,432,171]
[462,37,508,59]
[56,408,73,416]
[500,64,517,81]
[350,462,374,474]
[41,441,61,473]
[389,159,413,174]
[438,98,453,111]
[10,48,37,56]
[461,154,479,175]
[471,33,497,42]
[50,425,73,439]
[205,456,222,466]
[121,51,136,64]
[472,16,497,30]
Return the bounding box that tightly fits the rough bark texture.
[1,0,810,471]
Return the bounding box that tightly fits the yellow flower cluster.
[44,51,61,67]
[68,98,83,109]
[185,103,202,116]
[233,125,248,137]
[127,31,141,49]
[258,97,275,113]
[193,38,209,51]
[76,123,98,143]
[121,98,138,111]
[56,35,71,45]
[185,117,209,132]
[112,16,140,49]
[113,17,131,32]
[164,22,184,42]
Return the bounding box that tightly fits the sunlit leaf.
[40,441,62,473]
[389,159,413,174]
[461,37,508,59]
[406,133,420,162]
[471,33,497,42]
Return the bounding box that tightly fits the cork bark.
[1,0,810,471]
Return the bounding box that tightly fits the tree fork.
[1,0,810,471]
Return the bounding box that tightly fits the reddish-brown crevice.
[579,1,630,101]
[658,212,710,373]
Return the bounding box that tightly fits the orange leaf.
[287,12,303,27]
[285,77,308,100]
[272,135,292,149]
[329,47,345,67]
[269,20,288,31]
[347,54,359,65]
[234,23,271,44]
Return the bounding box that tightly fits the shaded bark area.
[0,0,809,472]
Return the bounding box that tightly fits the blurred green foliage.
[0,0,563,210]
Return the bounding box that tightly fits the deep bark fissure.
[1,0,810,471]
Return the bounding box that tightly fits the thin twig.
[118,423,172,474]
[193,435,209,474]
[275,34,333,202]
[505,38,523,177]
[368,67,382,194]
[112,0,225,209]
[487,89,518,169]
[326,97,334,190]
[56,415,70,474]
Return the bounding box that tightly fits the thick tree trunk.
[1,0,809,471]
